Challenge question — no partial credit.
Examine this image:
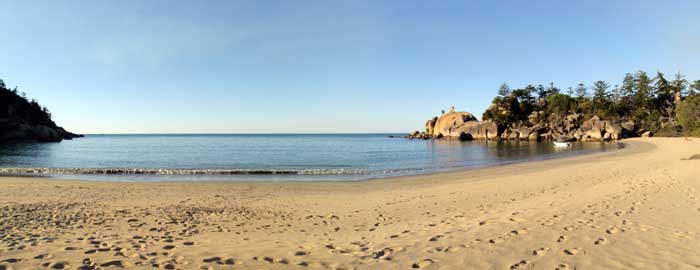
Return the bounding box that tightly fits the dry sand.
[0,137,699,270]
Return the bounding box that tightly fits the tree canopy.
[482,71,700,136]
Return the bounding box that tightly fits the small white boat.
[553,141,571,147]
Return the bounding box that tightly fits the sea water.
[0,134,620,181]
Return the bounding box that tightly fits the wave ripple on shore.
[0,167,370,176]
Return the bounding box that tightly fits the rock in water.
[432,111,478,137]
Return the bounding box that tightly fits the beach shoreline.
[0,138,698,269]
[0,140,624,184]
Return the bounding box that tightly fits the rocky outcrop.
[410,106,647,142]
[1,82,82,144]
[408,107,499,141]
[0,119,81,143]
[425,117,438,135]
[432,111,478,137]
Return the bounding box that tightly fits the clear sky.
[1,1,698,134]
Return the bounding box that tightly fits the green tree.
[621,73,635,97]
[574,83,588,99]
[592,80,611,101]
[654,72,671,96]
[676,95,700,137]
[654,72,674,111]
[690,80,700,96]
[536,84,547,99]
[634,71,653,103]
[566,87,574,96]
[591,80,611,117]
[498,82,511,97]
[546,82,560,96]
[671,72,688,98]
[546,93,574,116]
[611,85,622,102]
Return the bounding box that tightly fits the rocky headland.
[408,106,651,142]
[0,79,81,144]
[409,71,700,142]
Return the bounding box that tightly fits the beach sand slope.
[0,138,699,269]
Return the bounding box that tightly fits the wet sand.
[0,137,699,270]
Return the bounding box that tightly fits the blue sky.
[1,1,698,133]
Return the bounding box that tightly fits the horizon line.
[80,132,407,135]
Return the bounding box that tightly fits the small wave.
[0,167,370,176]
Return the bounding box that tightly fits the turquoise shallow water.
[0,134,620,181]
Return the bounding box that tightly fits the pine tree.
[634,71,653,108]
[611,85,622,102]
[654,72,671,96]
[592,81,611,101]
[536,84,547,99]
[546,82,560,96]
[566,87,574,96]
[671,72,688,97]
[498,82,511,97]
[591,81,611,116]
[621,73,635,97]
[654,72,673,105]
[574,83,588,98]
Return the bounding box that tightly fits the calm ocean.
[0,134,620,181]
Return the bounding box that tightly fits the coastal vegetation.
[410,70,700,141]
[0,79,54,126]
[483,71,700,137]
[0,78,81,143]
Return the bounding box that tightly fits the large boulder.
[425,116,438,135]
[528,131,540,141]
[621,121,635,133]
[580,116,606,141]
[604,121,625,140]
[453,121,499,140]
[410,108,499,140]
[432,111,478,137]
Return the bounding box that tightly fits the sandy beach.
[0,137,698,270]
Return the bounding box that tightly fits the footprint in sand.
[202,257,221,263]
[606,227,620,234]
[563,248,579,255]
[99,260,131,268]
[557,235,567,243]
[411,259,434,268]
[532,247,549,256]
[509,229,528,236]
[509,259,529,269]
[429,235,444,241]
[594,237,608,245]
[555,263,570,270]
[488,237,503,244]
[47,261,70,269]
[34,254,52,260]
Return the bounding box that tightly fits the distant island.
[410,70,700,141]
[0,79,82,143]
